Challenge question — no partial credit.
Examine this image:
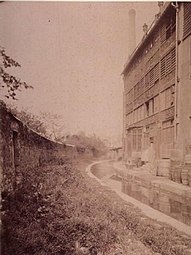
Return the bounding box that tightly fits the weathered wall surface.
[177,29,191,157]
[0,101,77,193]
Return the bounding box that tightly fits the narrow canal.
[88,160,191,237]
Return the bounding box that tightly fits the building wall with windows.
[122,3,191,164]
[176,2,191,157]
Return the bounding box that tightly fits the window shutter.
[161,56,166,78]
[160,23,166,44]
[166,51,172,74]
[161,47,175,78]
[154,63,159,82]
[183,3,191,39]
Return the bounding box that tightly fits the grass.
[1,157,191,255]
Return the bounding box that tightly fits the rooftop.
[122,2,171,75]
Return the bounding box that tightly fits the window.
[145,98,154,117]
[149,98,154,116]
[161,57,166,78]
[154,63,159,83]
[161,48,176,78]
[134,77,145,100]
[126,89,134,104]
[145,101,149,116]
[145,64,159,90]
[160,9,176,44]
[150,68,154,85]
[161,120,174,144]
[132,128,142,152]
[154,95,160,113]
[141,104,145,119]
[183,3,191,39]
[161,86,175,110]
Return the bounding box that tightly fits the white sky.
[0,1,158,138]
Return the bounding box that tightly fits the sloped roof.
[122,2,171,76]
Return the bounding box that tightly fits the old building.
[122,3,191,172]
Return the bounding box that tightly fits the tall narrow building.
[122,2,191,175]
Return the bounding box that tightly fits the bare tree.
[8,106,47,136]
[39,112,65,142]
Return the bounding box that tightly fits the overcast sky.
[0,1,158,138]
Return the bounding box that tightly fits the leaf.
[0,47,33,99]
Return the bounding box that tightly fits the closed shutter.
[160,47,176,78]
[142,78,145,92]
[154,63,159,83]
[160,22,166,44]
[166,51,172,74]
[183,3,191,39]
[161,56,166,78]
[150,68,154,86]
[145,73,150,89]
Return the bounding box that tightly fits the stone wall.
[0,101,77,193]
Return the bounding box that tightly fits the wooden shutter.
[160,22,166,44]
[183,3,191,39]
[154,63,159,83]
[161,56,166,78]
[166,51,172,74]
[150,68,154,86]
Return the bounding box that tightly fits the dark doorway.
[13,131,19,169]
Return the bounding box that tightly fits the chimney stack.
[143,23,148,35]
[128,9,136,56]
[158,1,164,13]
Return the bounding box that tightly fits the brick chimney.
[128,9,136,56]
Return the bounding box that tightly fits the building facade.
[122,3,191,167]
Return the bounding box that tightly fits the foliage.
[2,158,191,255]
[39,112,65,142]
[1,159,118,255]
[0,47,33,100]
[8,106,66,141]
[8,106,47,136]
[66,132,108,157]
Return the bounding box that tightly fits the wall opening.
[12,131,19,169]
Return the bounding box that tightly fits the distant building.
[122,3,191,166]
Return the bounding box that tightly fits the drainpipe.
[171,2,179,148]
[123,88,126,161]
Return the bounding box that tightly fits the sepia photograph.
[0,1,191,254]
